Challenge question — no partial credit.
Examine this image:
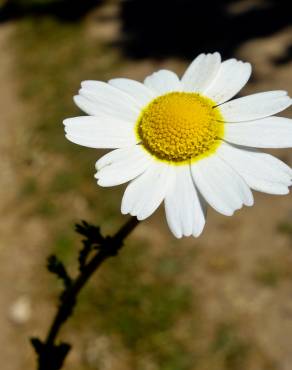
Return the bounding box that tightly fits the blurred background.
[0,0,292,369]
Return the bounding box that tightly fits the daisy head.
[64,52,292,238]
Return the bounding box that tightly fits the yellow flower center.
[136,92,224,164]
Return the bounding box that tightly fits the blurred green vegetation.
[253,259,282,287]
[278,221,292,239]
[53,231,75,263]
[76,244,195,370]
[212,323,250,370]
[14,16,123,224]
[20,176,38,196]
[253,252,292,288]
[15,18,93,151]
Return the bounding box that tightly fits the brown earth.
[0,3,292,370]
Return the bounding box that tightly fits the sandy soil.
[0,22,55,370]
[0,5,292,370]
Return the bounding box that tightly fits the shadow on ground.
[118,0,292,61]
[0,0,104,22]
[1,0,291,62]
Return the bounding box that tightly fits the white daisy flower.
[64,52,292,238]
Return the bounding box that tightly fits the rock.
[9,296,31,325]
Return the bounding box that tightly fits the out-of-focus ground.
[0,1,292,369]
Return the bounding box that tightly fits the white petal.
[74,80,140,121]
[95,146,152,187]
[219,91,291,122]
[181,52,221,92]
[164,166,206,238]
[225,116,292,148]
[108,78,155,107]
[217,142,292,194]
[63,116,136,149]
[204,59,251,104]
[121,162,175,220]
[191,155,253,216]
[144,70,182,94]
[73,95,100,116]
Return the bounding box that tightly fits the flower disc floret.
[136,92,224,163]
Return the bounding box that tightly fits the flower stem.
[32,216,140,370]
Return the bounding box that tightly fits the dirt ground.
[1,2,292,370]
